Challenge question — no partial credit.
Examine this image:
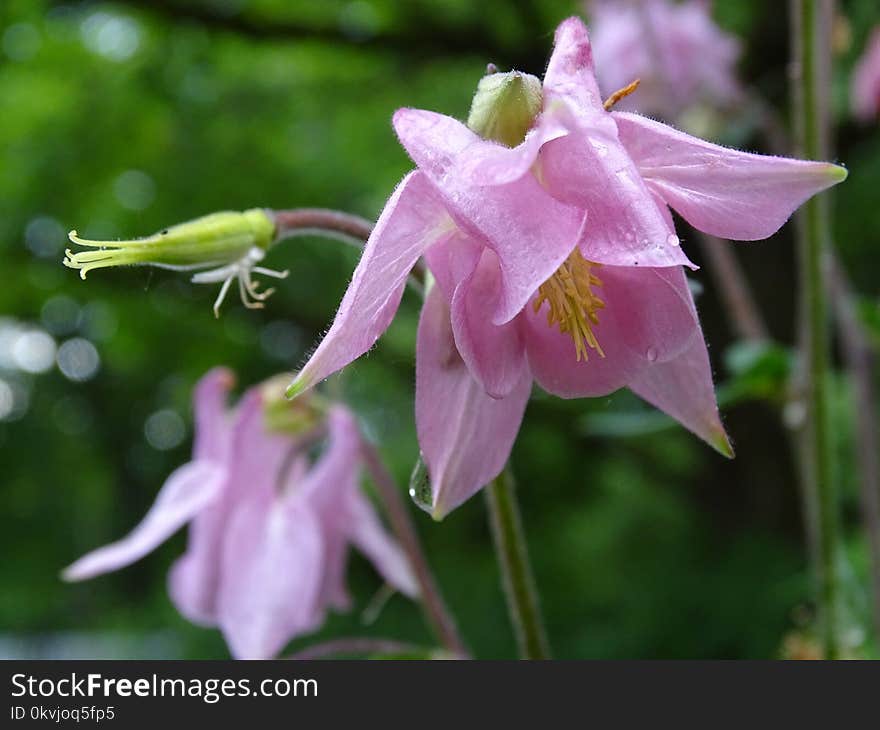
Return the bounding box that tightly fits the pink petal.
[522,293,644,399]
[167,505,227,626]
[345,490,419,598]
[543,16,605,112]
[614,111,848,240]
[297,406,362,511]
[218,496,325,659]
[851,27,880,122]
[288,407,359,611]
[589,1,655,113]
[423,230,482,303]
[450,248,528,398]
[63,461,225,581]
[284,405,416,599]
[416,285,532,518]
[590,0,741,117]
[629,326,734,457]
[288,171,453,397]
[539,103,695,269]
[169,390,291,625]
[393,107,586,325]
[461,112,569,187]
[192,367,235,461]
[523,265,698,398]
[611,265,699,363]
[315,529,351,612]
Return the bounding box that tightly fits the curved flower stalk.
[852,27,880,122]
[588,0,742,120]
[287,17,846,519]
[63,368,417,660]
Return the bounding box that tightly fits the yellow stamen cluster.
[534,250,605,361]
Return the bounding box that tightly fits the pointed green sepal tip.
[827,163,848,182]
[285,375,309,400]
[467,70,543,147]
[712,428,735,459]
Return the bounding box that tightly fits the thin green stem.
[790,0,842,658]
[485,469,550,660]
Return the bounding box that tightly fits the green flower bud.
[65,208,275,278]
[65,209,287,316]
[261,374,325,436]
[466,70,543,147]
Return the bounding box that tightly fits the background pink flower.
[852,26,880,122]
[64,370,416,659]
[588,0,741,118]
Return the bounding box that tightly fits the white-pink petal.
[542,16,605,113]
[192,367,235,461]
[629,326,733,457]
[218,496,325,660]
[450,248,528,398]
[63,461,225,582]
[169,389,289,625]
[345,490,419,598]
[614,111,847,240]
[288,170,453,397]
[393,107,587,325]
[851,27,880,122]
[540,103,695,269]
[416,285,532,518]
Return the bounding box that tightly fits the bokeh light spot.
[3,23,41,62]
[81,12,141,62]
[25,216,65,259]
[56,338,100,382]
[113,170,155,211]
[13,330,57,374]
[144,409,186,451]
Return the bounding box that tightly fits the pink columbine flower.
[287,17,846,518]
[63,368,417,659]
[588,0,741,118]
[852,27,880,122]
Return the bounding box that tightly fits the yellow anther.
[534,249,605,361]
[603,78,641,111]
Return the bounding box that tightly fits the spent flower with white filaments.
[64,209,289,317]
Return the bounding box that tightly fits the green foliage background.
[1,0,878,659]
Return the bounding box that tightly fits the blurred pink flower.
[288,17,846,518]
[64,368,416,659]
[852,27,880,122]
[588,0,741,118]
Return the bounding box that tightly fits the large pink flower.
[588,0,741,118]
[852,27,880,122]
[288,17,846,518]
[63,368,416,659]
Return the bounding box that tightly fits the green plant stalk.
[485,469,550,659]
[791,0,842,658]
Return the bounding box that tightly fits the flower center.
[534,249,605,362]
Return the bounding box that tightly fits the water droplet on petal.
[408,456,433,514]
[666,233,680,247]
[409,486,433,514]
[646,347,659,362]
